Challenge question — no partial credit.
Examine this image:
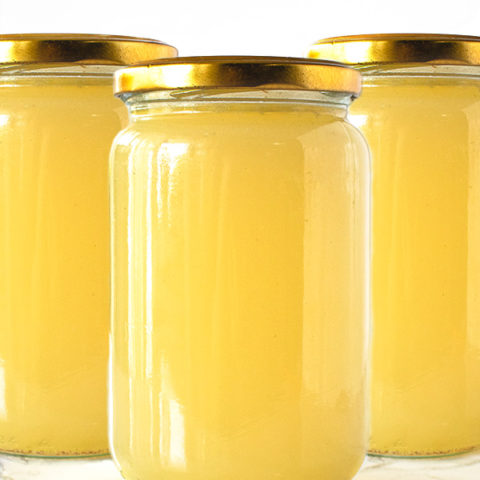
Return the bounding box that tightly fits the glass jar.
[110,57,370,480]
[0,34,177,466]
[308,34,480,457]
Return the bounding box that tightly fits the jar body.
[350,68,480,456]
[110,93,370,480]
[0,68,126,456]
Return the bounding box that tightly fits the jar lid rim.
[308,33,480,67]
[114,56,362,96]
[0,34,177,66]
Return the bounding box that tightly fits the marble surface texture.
[1,450,480,479]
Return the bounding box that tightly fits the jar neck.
[0,63,119,78]
[359,64,480,80]
[121,88,355,120]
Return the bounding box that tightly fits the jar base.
[0,453,121,480]
[357,450,480,480]
[368,445,477,459]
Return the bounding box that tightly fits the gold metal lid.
[0,34,177,66]
[114,56,361,96]
[308,34,480,67]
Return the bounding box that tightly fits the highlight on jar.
[0,34,177,461]
[109,56,371,480]
[308,34,480,458]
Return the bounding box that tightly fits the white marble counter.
[2,451,480,479]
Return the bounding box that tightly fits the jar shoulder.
[111,111,368,161]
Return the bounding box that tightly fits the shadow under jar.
[109,56,371,480]
[308,34,480,458]
[0,35,177,459]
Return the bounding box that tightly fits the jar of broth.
[110,56,370,480]
[308,34,480,457]
[0,34,177,465]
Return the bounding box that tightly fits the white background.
[0,0,479,56]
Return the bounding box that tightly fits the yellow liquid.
[110,101,370,480]
[350,75,480,456]
[0,75,125,456]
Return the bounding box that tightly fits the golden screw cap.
[114,56,361,96]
